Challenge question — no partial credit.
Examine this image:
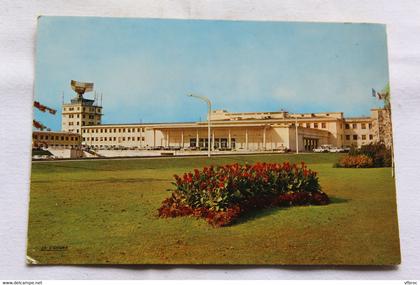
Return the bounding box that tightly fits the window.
[353,135,357,140]
[65,137,69,141]
[104,137,107,141]
[352,123,357,129]
[128,137,131,141]
[128,129,131,133]
[105,129,107,133]
[369,123,372,129]
[361,123,366,129]
[122,137,125,141]
[137,137,141,141]
[314,123,318,128]
[321,123,326,128]
[33,135,38,139]
[306,123,310,128]
[76,122,79,125]
[61,136,64,140]
[45,135,49,140]
[362,135,366,140]
[119,129,121,133]
[345,124,350,129]
[369,134,373,140]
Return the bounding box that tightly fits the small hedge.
[158,162,330,227]
[336,143,392,168]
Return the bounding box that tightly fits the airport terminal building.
[33,90,388,153]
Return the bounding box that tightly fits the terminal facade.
[33,84,389,152]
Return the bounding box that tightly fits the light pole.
[295,116,299,154]
[188,94,212,157]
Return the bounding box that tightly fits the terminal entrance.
[303,137,319,151]
[190,137,236,150]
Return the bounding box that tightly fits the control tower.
[61,80,103,134]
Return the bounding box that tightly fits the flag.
[372,88,377,97]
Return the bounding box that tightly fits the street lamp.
[187,94,212,157]
[295,116,299,154]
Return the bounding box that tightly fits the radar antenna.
[71,80,94,99]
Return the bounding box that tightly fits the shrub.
[337,143,392,168]
[359,143,392,167]
[158,162,330,227]
[337,154,374,168]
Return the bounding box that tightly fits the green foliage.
[344,142,392,167]
[159,162,329,226]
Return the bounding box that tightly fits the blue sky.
[34,17,389,131]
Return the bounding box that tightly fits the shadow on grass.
[232,195,350,226]
[329,196,350,204]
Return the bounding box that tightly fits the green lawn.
[27,153,400,265]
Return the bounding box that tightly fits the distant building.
[32,131,81,149]
[79,108,382,152]
[33,81,387,154]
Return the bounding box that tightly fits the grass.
[27,153,401,265]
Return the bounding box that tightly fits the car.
[329,146,346,153]
[313,145,332,153]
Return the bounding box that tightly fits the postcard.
[28,16,400,265]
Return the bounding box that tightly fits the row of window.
[67,114,98,119]
[64,107,101,112]
[82,128,145,134]
[299,122,328,129]
[83,137,145,142]
[345,123,372,130]
[345,134,373,141]
[67,121,98,126]
[33,135,79,141]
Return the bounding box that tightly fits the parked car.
[313,145,332,153]
[329,146,346,153]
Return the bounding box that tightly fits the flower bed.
[336,154,374,168]
[158,162,330,227]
